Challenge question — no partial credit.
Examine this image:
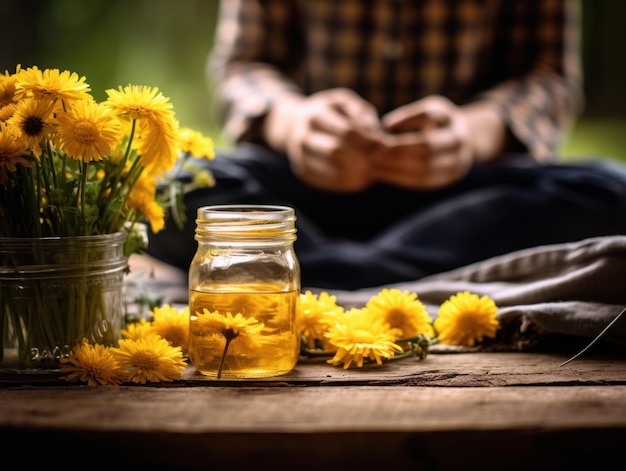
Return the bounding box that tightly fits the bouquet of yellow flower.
[0,65,214,250]
[0,65,214,371]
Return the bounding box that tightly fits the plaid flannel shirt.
[208,0,583,160]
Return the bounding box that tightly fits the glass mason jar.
[0,232,128,374]
[188,205,301,379]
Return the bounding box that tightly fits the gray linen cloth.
[134,235,626,350]
[326,235,626,349]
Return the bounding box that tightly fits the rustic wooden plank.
[1,352,625,469]
[2,425,623,470]
[2,351,624,387]
[3,384,626,431]
[1,384,625,469]
[188,350,626,387]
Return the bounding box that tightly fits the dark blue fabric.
[147,143,626,290]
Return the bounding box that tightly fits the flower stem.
[217,338,231,380]
[80,161,88,235]
[217,328,238,379]
[560,305,626,367]
[101,120,137,230]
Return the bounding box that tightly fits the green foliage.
[2,0,225,144]
[560,119,626,163]
[3,0,624,159]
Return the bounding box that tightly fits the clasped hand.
[264,88,476,193]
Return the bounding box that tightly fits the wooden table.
[1,350,625,470]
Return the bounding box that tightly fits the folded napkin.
[328,235,626,350]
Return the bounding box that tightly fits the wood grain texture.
[1,352,625,469]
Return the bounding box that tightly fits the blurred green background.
[2,0,624,161]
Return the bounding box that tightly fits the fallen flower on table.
[60,289,500,384]
[434,291,500,348]
[299,290,344,351]
[120,317,155,341]
[300,288,500,368]
[59,339,127,386]
[120,303,190,356]
[325,307,405,369]
[110,336,187,385]
[366,288,435,340]
[60,304,188,385]
[146,304,190,355]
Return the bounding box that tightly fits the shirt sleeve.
[472,0,584,160]
[206,0,304,143]
[207,0,585,159]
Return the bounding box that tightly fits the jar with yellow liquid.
[188,204,301,379]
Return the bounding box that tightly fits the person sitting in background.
[147,0,626,290]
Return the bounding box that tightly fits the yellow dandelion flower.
[325,308,403,369]
[0,68,19,108]
[0,102,17,122]
[121,318,157,340]
[104,85,178,174]
[105,84,173,121]
[189,332,227,366]
[111,336,187,384]
[203,289,276,323]
[434,291,500,347]
[150,304,190,354]
[55,99,122,163]
[177,127,214,159]
[136,115,179,176]
[194,309,265,350]
[193,168,215,188]
[138,197,166,233]
[7,98,56,157]
[15,66,91,104]
[365,288,434,340]
[193,309,265,379]
[59,339,127,386]
[126,172,166,233]
[0,122,31,185]
[299,290,344,350]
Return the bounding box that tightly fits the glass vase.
[0,232,128,374]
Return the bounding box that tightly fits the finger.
[312,111,385,153]
[373,151,465,190]
[382,108,451,134]
[322,88,381,130]
[383,125,461,157]
[311,104,356,135]
[293,130,370,184]
[370,130,467,189]
[293,150,373,193]
[334,99,381,130]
